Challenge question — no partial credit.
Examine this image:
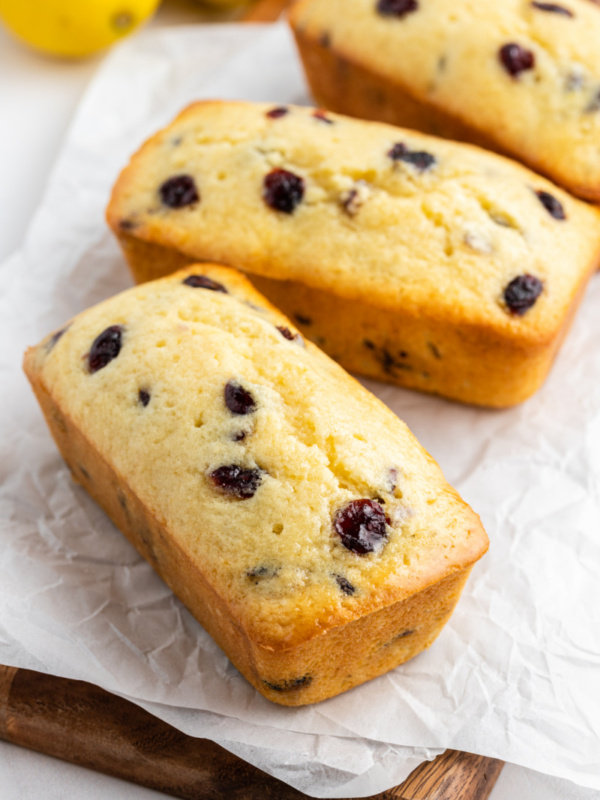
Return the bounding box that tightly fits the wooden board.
[0,665,503,800]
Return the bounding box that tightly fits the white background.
[0,4,598,799]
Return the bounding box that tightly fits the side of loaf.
[289,0,600,201]
[106,101,600,407]
[23,264,488,706]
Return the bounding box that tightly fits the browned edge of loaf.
[241,0,293,22]
[22,264,487,705]
[0,664,505,800]
[288,5,600,203]
[110,232,600,408]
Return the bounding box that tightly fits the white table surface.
[0,4,598,798]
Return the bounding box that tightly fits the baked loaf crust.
[289,0,600,202]
[23,264,488,706]
[106,101,600,407]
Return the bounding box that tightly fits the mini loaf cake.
[289,0,600,202]
[23,264,488,706]
[107,101,600,407]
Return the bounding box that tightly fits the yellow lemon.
[0,0,161,58]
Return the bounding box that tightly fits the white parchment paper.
[1,21,599,797]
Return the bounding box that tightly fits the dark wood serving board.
[0,665,503,800]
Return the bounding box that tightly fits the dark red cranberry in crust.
[225,381,256,415]
[531,2,573,16]
[182,274,228,293]
[266,106,289,119]
[210,465,263,499]
[376,0,418,18]
[263,676,312,692]
[503,275,544,315]
[88,325,123,373]
[334,499,388,555]
[388,142,436,172]
[247,566,277,583]
[499,44,535,77]
[47,327,68,351]
[138,389,151,407]
[335,575,356,595]
[263,169,305,214]
[277,325,296,341]
[312,109,333,124]
[535,190,566,220]
[159,175,199,208]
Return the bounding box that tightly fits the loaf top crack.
[24,265,487,649]
[107,101,600,349]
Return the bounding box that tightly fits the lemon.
[0,0,161,58]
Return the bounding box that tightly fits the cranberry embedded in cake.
[388,142,436,171]
[263,169,305,214]
[535,190,566,220]
[224,381,256,415]
[88,325,123,373]
[335,575,356,595]
[209,465,263,499]
[159,175,199,208]
[334,499,388,555]
[266,106,289,119]
[376,0,418,18]
[182,274,228,293]
[499,44,536,77]
[531,2,574,16]
[138,389,151,407]
[503,274,544,315]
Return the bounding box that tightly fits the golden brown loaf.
[289,0,600,201]
[23,264,488,706]
[106,100,600,407]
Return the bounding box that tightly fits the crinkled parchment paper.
[1,21,599,798]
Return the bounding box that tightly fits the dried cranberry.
[376,0,419,18]
[247,566,277,583]
[503,275,544,315]
[138,389,151,407]
[531,2,573,15]
[535,190,566,220]
[47,327,68,351]
[225,381,256,415]
[335,575,356,595]
[232,430,247,442]
[387,467,399,493]
[88,325,123,373]
[266,106,289,119]
[334,499,388,555]
[499,44,535,77]
[388,142,436,172]
[210,465,263,499]
[159,175,199,208]
[182,274,228,293]
[312,109,333,124]
[263,169,305,214]
[263,676,312,692]
[277,326,296,341]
